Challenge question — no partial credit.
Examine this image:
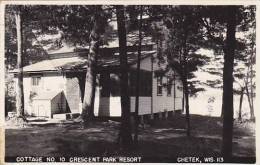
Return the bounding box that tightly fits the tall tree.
[161,6,208,137]
[200,6,255,159]
[198,5,256,157]
[200,6,255,121]
[15,7,25,120]
[221,6,237,158]
[241,6,256,120]
[246,16,256,120]
[116,5,133,148]
[81,6,104,124]
[134,5,143,144]
[234,29,256,121]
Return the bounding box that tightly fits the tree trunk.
[82,44,97,124]
[249,37,255,120]
[15,11,25,119]
[221,6,237,159]
[220,105,224,118]
[82,13,100,125]
[238,87,244,121]
[116,5,133,149]
[249,98,255,120]
[182,28,190,137]
[183,70,190,137]
[249,85,255,120]
[134,5,143,144]
[245,84,254,120]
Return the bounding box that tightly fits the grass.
[5,114,255,162]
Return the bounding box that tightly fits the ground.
[5,114,255,163]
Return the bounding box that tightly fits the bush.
[5,72,16,116]
[5,93,16,117]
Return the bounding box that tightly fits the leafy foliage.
[5,5,113,68]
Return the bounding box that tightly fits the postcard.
[0,1,258,164]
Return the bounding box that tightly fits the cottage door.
[38,105,46,117]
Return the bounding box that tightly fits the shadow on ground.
[5,114,255,162]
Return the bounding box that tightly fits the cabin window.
[157,76,163,96]
[167,77,172,96]
[32,77,41,86]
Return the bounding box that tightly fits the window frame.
[31,76,41,86]
[157,76,163,96]
[167,77,172,96]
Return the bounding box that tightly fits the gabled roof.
[11,50,156,73]
[33,91,61,100]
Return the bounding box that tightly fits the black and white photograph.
[2,2,257,164]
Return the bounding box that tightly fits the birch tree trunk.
[238,87,244,121]
[15,11,25,119]
[245,84,254,120]
[182,29,190,137]
[82,12,100,125]
[249,52,255,120]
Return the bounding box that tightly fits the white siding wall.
[42,73,66,92]
[20,72,66,116]
[130,97,151,115]
[152,76,176,113]
[45,101,51,118]
[175,78,183,110]
[94,96,121,117]
[96,96,152,117]
[175,98,183,110]
[32,100,50,117]
[94,86,122,117]
[152,58,184,114]
[131,57,153,115]
[109,97,121,116]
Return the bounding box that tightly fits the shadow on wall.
[60,91,71,114]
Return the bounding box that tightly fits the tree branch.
[200,18,225,47]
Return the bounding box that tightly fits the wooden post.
[150,113,154,120]
[158,112,162,119]
[173,71,176,112]
[165,110,168,119]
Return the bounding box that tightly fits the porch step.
[53,113,80,120]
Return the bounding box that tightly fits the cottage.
[31,91,67,118]
[11,44,184,118]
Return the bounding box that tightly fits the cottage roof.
[11,50,156,73]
